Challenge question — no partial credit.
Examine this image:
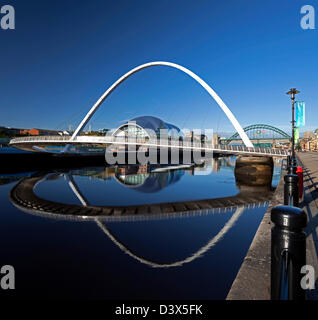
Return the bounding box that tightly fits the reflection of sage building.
[115,167,185,193]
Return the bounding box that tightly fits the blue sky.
[0,0,317,135]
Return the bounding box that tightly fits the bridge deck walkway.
[9,136,289,157]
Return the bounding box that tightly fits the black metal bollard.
[287,165,297,174]
[284,174,299,207]
[287,155,292,167]
[287,154,298,174]
[271,205,307,300]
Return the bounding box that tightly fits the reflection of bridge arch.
[224,124,291,144]
[94,207,244,268]
[62,174,248,268]
[9,173,271,268]
[70,61,253,147]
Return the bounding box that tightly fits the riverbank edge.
[226,171,285,300]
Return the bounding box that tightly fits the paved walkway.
[226,173,285,300]
[227,152,318,300]
[297,151,318,299]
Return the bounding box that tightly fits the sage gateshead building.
[112,116,184,141]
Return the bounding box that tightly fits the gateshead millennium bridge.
[9,61,289,158]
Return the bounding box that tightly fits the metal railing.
[9,136,289,156]
[9,135,71,142]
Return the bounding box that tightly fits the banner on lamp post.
[295,127,300,144]
[295,101,305,127]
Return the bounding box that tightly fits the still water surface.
[0,156,281,299]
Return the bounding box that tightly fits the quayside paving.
[227,152,318,300]
[297,152,318,300]
[226,171,284,300]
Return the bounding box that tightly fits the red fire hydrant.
[296,166,303,199]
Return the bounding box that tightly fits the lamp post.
[286,88,300,161]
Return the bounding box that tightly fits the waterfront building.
[299,135,318,151]
[112,116,183,141]
[304,131,314,139]
[0,126,23,137]
[20,128,62,136]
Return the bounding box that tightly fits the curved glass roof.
[129,116,182,137]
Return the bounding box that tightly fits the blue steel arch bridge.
[220,124,291,148]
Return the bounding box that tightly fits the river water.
[0,156,282,299]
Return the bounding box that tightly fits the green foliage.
[0,130,9,138]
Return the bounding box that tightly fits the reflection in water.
[2,156,283,299]
[10,159,274,220]
[114,166,185,193]
[9,158,274,269]
[94,206,247,268]
[0,172,36,186]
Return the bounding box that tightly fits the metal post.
[271,205,307,300]
[287,165,297,175]
[286,88,300,162]
[287,155,292,168]
[291,157,298,167]
[284,173,299,207]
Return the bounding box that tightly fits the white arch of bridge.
[70,61,253,148]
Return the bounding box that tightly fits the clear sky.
[0,0,317,135]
